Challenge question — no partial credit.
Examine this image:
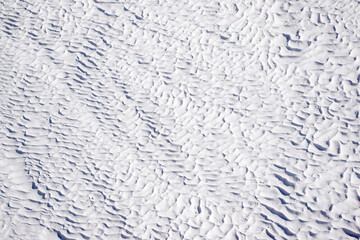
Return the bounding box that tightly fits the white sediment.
[0,0,359,239]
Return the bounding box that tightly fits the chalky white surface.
[0,0,360,239]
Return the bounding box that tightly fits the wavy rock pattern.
[1,0,360,239]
